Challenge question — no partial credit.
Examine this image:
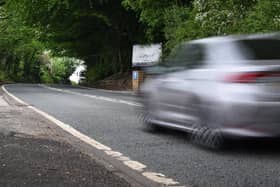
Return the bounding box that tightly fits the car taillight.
[224,72,274,83]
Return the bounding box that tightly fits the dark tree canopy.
[0,0,279,83]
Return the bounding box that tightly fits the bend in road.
[5,84,280,187]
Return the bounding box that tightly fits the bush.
[241,0,280,33]
[0,70,7,81]
[40,56,81,84]
[40,66,54,84]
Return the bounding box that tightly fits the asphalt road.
[5,84,280,187]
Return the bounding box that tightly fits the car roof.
[189,32,280,45]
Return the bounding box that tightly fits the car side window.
[184,44,204,68]
[165,43,205,69]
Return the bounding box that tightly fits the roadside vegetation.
[0,0,279,84]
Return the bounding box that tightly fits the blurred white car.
[139,33,280,149]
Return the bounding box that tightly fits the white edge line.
[2,85,183,187]
[2,86,27,105]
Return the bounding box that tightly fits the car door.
[157,43,205,127]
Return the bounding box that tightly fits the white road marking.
[117,156,131,161]
[2,85,183,187]
[142,172,180,186]
[39,84,143,107]
[2,87,27,105]
[105,150,123,157]
[124,160,147,172]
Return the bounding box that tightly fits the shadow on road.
[142,126,280,156]
[222,138,280,155]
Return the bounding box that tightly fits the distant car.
[69,65,86,84]
[139,33,280,148]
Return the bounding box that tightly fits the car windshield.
[144,65,186,75]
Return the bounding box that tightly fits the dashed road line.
[2,85,185,187]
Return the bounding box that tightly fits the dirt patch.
[87,72,132,91]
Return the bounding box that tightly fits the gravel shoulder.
[0,133,131,187]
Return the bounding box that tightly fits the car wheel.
[189,100,225,149]
[191,127,224,149]
[143,121,160,132]
[141,109,161,132]
[138,96,161,132]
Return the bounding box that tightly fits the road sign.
[132,44,162,67]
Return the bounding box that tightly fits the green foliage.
[50,58,68,83]
[122,0,169,41]
[87,62,113,83]
[163,6,195,52]
[40,66,54,84]
[11,0,142,69]
[192,0,255,35]
[0,0,143,83]
[0,0,45,82]
[84,49,132,83]
[241,0,280,33]
[40,56,79,84]
[0,69,9,82]
[124,0,280,52]
[1,0,280,84]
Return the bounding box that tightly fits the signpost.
[132,44,162,91]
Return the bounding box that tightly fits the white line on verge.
[2,85,183,187]
[39,84,143,107]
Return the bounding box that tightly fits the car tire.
[141,109,161,132]
[143,121,160,132]
[191,127,224,149]
[189,100,225,149]
[138,96,161,132]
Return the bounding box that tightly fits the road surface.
[5,84,280,187]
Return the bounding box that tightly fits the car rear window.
[238,39,280,60]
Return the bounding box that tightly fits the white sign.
[132,44,162,67]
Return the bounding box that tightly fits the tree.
[6,0,144,82]
[124,0,280,52]
[1,0,279,83]
[0,1,44,82]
